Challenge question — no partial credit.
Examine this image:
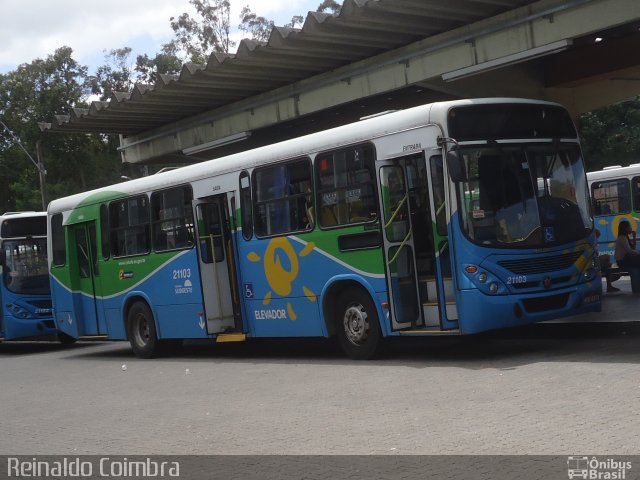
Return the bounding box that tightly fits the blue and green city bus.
[47,98,601,359]
[0,212,58,341]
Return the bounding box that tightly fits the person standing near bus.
[614,220,640,269]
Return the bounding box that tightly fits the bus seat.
[321,206,338,226]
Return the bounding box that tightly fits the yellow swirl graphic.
[264,237,299,296]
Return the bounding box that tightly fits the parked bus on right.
[587,164,640,261]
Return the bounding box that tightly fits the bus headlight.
[489,282,499,294]
[478,273,487,283]
[7,304,32,319]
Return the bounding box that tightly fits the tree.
[0,47,124,212]
[579,98,640,171]
[166,0,236,63]
[238,6,274,42]
[317,0,342,14]
[90,48,136,101]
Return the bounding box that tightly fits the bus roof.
[0,211,47,222]
[48,97,564,214]
[586,164,640,182]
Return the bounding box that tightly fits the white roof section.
[48,97,561,214]
[587,164,640,182]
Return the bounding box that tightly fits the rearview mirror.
[446,150,467,183]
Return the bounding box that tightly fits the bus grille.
[522,294,569,313]
[27,300,52,309]
[498,252,582,274]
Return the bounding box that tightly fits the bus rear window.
[51,213,66,267]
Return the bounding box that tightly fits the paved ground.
[1,279,639,455]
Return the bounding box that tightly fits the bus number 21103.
[507,275,527,285]
[173,268,191,280]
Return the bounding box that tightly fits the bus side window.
[315,145,377,228]
[239,171,253,240]
[110,195,151,258]
[253,158,312,237]
[151,186,194,252]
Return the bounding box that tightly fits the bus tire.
[58,332,77,345]
[127,301,161,359]
[336,289,383,360]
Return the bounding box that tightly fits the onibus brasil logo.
[247,237,317,321]
[567,456,632,479]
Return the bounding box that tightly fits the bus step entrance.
[215,333,247,343]
[78,335,109,341]
[398,328,460,335]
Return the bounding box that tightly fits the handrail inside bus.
[384,194,408,229]
[387,230,413,266]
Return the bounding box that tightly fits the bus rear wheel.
[336,289,383,360]
[127,302,161,359]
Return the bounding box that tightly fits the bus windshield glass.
[458,143,592,248]
[2,238,50,295]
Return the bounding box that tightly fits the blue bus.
[47,98,601,359]
[0,212,59,341]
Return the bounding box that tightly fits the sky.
[0,0,322,74]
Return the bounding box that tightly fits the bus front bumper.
[456,282,602,334]
[1,314,57,340]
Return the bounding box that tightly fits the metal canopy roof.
[40,0,537,135]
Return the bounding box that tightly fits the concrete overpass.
[40,0,640,165]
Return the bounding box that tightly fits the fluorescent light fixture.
[182,131,251,155]
[442,39,572,82]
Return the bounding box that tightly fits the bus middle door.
[194,194,241,335]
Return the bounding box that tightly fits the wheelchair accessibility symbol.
[544,226,556,243]
[244,283,254,299]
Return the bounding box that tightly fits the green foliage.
[167,0,235,63]
[89,48,135,100]
[238,6,274,42]
[317,0,342,14]
[0,47,123,212]
[579,97,640,171]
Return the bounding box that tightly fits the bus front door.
[69,222,106,336]
[194,195,241,334]
[427,154,458,330]
[379,158,424,330]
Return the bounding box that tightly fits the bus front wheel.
[127,302,160,359]
[336,289,383,360]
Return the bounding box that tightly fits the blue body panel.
[236,235,387,338]
[0,288,56,340]
[52,250,209,340]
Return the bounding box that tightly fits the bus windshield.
[2,238,50,295]
[458,143,592,248]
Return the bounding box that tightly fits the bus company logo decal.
[118,270,134,280]
[567,456,632,479]
[247,237,317,321]
[174,279,193,295]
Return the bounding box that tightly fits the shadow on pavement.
[54,321,640,369]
